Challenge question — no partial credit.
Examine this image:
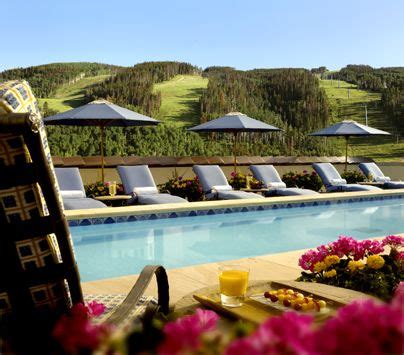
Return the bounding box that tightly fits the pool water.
[71,198,404,281]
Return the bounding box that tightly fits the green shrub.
[341,170,366,183]
[160,176,204,201]
[282,170,323,191]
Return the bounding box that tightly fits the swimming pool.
[71,197,404,281]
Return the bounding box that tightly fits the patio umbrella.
[309,120,390,171]
[188,112,282,171]
[44,99,160,181]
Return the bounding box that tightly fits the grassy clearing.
[38,74,110,113]
[153,74,208,126]
[320,79,403,162]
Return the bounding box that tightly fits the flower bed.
[160,176,204,201]
[282,170,322,191]
[228,172,263,190]
[298,235,404,300]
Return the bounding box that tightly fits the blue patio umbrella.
[188,112,282,171]
[44,99,160,181]
[309,120,391,171]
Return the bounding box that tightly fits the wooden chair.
[0,86,169,353]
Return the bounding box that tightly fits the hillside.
[153,75,208,126]
[320,79,403,161]
[38,74,111,112]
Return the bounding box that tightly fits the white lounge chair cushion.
[133,186,159,195]
[330,178,347,186]
[374,176,391,182]
[212,185,233,191]
[267,182,287,189]
[60,190,86,199]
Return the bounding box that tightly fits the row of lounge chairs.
[55,162,402,210]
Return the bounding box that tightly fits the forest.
[0,62,119,97]
[1,62,401,157]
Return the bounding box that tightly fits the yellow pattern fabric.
[0,80,70,315]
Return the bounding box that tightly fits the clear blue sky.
[2,0,403,71]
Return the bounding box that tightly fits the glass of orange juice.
[218,265,249,307]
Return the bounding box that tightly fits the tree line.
[0,62,119,97]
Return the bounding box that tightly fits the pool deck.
[75,189,404,305]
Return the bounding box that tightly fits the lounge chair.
[117,165,188,204]
[312,163,382,192]
[193,165,265,200]
[358,162,404,189]
[0,89,169,352]
[55,167,107,209]
[250,165,319,196]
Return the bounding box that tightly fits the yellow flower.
[97,186,104,191]
[314,261,327,272]
[324,269,337,278]
[324,255,340,267]
[348,260,365,272]
[367,255,385,270]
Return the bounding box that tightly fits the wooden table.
[94,195,132,206]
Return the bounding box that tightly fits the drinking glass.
[218,265,249,307]
[108,181,117,196]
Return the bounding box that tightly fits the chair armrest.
[106,265,169,325]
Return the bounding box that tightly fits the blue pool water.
[71,198,404,281]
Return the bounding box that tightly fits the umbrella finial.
[226,111,245,116]
[89,99,112,105]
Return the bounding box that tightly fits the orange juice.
[219,269,249,296]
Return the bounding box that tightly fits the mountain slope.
[320,79,403,161]
[38,74,111,112]
[153,74,208,126]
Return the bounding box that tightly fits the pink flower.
[198,187,203,193]
[87,300,106,317]
[53,302,111,353]
[231,172,236,177]
[186,181,192,186]
[225,312,315,355]
[355,239,384,260]
[158,309,219,354]
[391,282,404,310]
[314,299,404,354]
[178,176,183,181]
[382,235,404,249]
[330,235,358,258]
[303,170,308,174]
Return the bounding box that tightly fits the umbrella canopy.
[309,120,391,171]
[188,112,282,171]
[44,99,160,181]
[44,99,159,127]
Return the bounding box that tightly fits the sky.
[1,0,403,72]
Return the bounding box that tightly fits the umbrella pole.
[100,126,105,182]
[344,136,349,172]
[233,132,238,173]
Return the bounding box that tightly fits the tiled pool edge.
[66,189,404,227]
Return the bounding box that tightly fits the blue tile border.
[68,194,404,227]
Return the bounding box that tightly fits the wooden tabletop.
[94,195,132,201]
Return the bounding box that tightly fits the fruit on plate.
[264,288,327,312]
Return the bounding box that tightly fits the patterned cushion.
[0,80,71,316]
